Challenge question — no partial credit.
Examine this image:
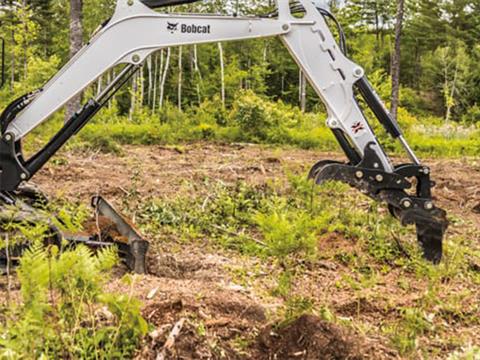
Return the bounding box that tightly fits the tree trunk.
[159,47,171,109]
[374,3,380,48]
[147,56,153,107]
[10,30,15,91]
[129,75,137,120]
[218,42,225,108]
[65,0,83,123]
[139,66,145,106]
[152,53,159,114]
[22,1,28,81]
[107,71,112,109]
[299,70,307,112]
[446,56,459,123]
[97,75,103,96]
[154,50,165,113]
[193,44,203,104]
[178,46,183,111]
[390,0,405,121]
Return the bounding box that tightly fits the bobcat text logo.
[167,22,211,34]
[181,24,211,34]
[167,22,179,33]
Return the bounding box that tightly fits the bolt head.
[423,167,430,175]
[355,171,364,179]
[424,202,434,210]
[373,162,380,169]
[375,174,384,182]
[20,173,27,180]
[282,24,290,31]
[132,54,141,63]
[354,68,363,77]
[402,199,412,209]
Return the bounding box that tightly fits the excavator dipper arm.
[0,0,448,262]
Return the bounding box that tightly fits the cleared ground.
[5,143,480,359]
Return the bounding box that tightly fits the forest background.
[1,0,480,157]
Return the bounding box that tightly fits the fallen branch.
[156,318,186,360]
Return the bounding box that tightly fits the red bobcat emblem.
[352,121,365,135]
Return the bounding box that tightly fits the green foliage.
[67,92,336,153]
[0,243,147,359]
[280,296,315,327]
[30,90,474,159]
[3,0,480,159]
[254,208,318,261]
[0,203,147,359]
[231,90,273,141]
[386,307,434,355]
[134,166,480,357]
[137,173,418,268]
[462,104,480,125]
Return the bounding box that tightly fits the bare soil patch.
[253,315,365,360]
[253,314,366,360]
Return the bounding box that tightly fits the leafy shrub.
[230,90,275,141]
[461,104,480,125]
[254,209,318,261]
[20,91,478,158]
[397,106,418,131]
[228,90,328,146]
[159,102,189,125]
[191,96,228,126]
[400,88,437,116]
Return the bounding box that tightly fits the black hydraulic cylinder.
[0,38,5,89]
[26,99,101,176]
[140,0,200,8]
[355,77,402,138]
[331,128,361,165]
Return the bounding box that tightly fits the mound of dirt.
[254,315,364,360]
[138,295,267,359]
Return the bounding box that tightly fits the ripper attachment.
[309,77,448,263]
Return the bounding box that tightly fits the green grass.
[404,132,480,158]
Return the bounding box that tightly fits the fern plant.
[0,204,148,359]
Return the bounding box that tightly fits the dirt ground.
[33,143,480,226]
[5,143,480,359]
